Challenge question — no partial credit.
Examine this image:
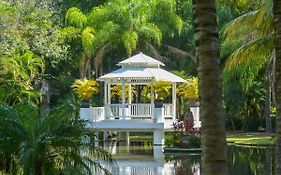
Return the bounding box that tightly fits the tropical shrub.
[72,78,99,101]
[110,85,136,102]
[142,81,172,101]
[178,77,198,100]
[172,119,201,148]
[0,103,115,175]
[0,51,44,104]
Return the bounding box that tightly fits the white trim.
[172,83,176,120]
[121,78,125,119]
[107,83,111,104]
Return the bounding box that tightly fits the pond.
[100,141,275,175]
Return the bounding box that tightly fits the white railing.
[90,107,105,121]
[90,103,174,121]
[105,103,152,119]
[129,103,152,118]
[163,103,173,118]
[106,104,122,118]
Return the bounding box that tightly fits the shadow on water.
[98,141,274,175]
[228,145,275,175]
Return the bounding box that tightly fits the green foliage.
[65,7,87,28]
[72,79,99,101]
[172,119,201,148]
[63,0,182,76]
[110,85,136,102]
[144,81,172,100]
[178,77,199,100]
[0,103,115,174]
[221,1,274,131]
[152,0,183,36]
[122,31,138,56]
[0,0,69,67]
[221,1,273,91]
[0,51,44,104]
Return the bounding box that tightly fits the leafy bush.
[172,119,201,148]
[178,77,198,100]
[0,103,115,174]
[141,81,172,101]
[72,78,99,101]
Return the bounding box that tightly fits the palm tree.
[63,7,95,78]
[0,103,114,175]
[221,1,274,132]
[63,0,182,77]
[192,1,228,174]
[273,0,281,173]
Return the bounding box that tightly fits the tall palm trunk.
[273,0,281,174]
[192,1,228,174]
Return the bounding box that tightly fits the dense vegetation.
[0,0,279,174]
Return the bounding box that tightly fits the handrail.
[90,103,174,121]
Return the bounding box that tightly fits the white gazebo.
[98,52,187,121]
[81,53,194,145]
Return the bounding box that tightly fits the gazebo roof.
[117,52,165,67]
[98,53,187,83]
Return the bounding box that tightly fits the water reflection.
[100,142,274,175]
[228,145,275,175]
[103,141,200,175]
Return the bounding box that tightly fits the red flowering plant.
[172,119,201,148]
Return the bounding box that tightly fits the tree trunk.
[273,0,281,174]
[264,81,272,133]
[40,79,50,116]
[192,1,228,174]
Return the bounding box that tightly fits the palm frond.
[138,23,162,46]
[221,3,273,42]
[81,27,96,52]
[166,45,195,62]
[223,35,274,90]
[94,21,120,48]
[65,7,87,28]
[87,6,109,30]
[60,27,81,41]
[145,41,162,61]
[122,30,138,56]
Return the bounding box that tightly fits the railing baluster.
[92,103,173,120]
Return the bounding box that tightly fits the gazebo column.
[104,81,108,119]
[128,84,132,116]
[107,83,111,105]
[103,82,108,141]
[121,78,126,119]
[104,82,108,106]
[120,79,129,144]
[151,86,155,120]
[172,83,177,120]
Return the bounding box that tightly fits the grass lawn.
[226,133,275,146]
[127,132,276,147]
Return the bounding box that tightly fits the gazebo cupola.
[98,52,187,120]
